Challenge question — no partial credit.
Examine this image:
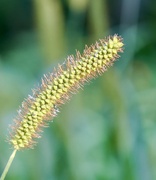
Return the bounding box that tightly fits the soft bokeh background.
[0,0,156,179]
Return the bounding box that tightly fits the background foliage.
[0,0,156,179]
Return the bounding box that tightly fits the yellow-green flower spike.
[9,34,124,150]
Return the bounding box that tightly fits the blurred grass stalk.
[68,0,89,11]
[66,0,90,53]
[33,0,66,64]
[88,0,109,40]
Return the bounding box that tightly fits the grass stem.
[0,149,17,180]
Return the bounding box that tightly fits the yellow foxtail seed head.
[9,34,124,150]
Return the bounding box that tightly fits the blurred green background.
[0,0,156,179]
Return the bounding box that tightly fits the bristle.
[9,34,124,150]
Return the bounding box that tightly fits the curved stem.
[0,149,17,180]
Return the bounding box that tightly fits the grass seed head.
[9,34,124,150]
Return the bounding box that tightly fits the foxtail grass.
[0,34,124,180]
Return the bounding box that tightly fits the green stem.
[0,149,17,180]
